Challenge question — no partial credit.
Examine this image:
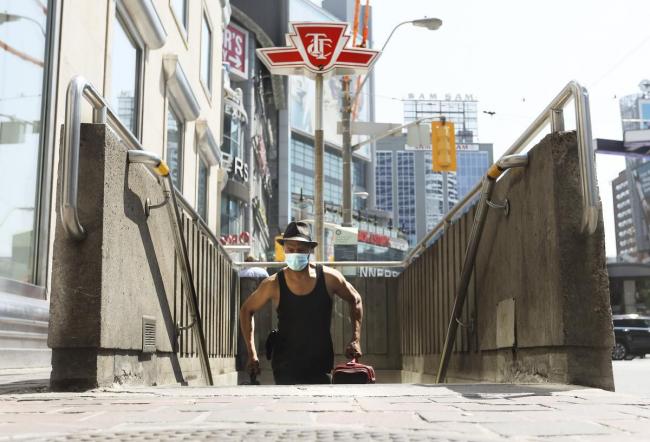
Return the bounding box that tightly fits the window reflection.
[197,158,208,220]
[221,196,242,236]
[110,12,140,136]
[201,14,212,92]
[222,113,241,158]
[0,0,48,283]
[166,107,183,189]
[171,0,188,32]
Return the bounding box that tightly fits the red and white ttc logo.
[305,33,332,60]
[256,22,379,78]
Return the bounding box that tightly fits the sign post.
[257,23,379,261]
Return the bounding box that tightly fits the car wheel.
[612,341,628,360]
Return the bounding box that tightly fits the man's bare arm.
[239,277,274,361]
[326,269,363,357]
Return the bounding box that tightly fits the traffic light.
[431,120,457,172]
[274,235,285,262]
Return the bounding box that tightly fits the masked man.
[239,221,363,384]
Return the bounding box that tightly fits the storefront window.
[110,11,141,136]
[0,0,49,283]
[200,13,212,93]
[197,158,208,221]
[166,106,183,190]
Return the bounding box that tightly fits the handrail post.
[550,108,564,133]
[164,176,214,386]
[572,83,599,234]
[61,77,87,240]
[436,155,528,384]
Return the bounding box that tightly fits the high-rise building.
[374,94,492,246]
[612,81,650,261]
[376,134,493,246]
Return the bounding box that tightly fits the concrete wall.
[398,132,615,390]
[48,124,237,390]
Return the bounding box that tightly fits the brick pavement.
[1,377,650,441]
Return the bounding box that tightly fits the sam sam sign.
[223,23,248,79]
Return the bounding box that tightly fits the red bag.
[332,358,376,384]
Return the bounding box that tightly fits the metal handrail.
[62,75,220,385]
[233,82,598,271]
[404,80,599,265]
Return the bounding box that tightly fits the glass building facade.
[396,152,417,245]
[0,0,52,284]
[374,93,493,249]
[613,82,650,260]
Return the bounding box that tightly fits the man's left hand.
[345,340,362,360]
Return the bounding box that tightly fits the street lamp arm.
[351,20,412,105]
[351,116,434,151]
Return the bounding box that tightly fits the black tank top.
[272,265,334,375]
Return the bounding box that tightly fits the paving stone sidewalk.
[1,377,650,441]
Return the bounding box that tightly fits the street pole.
[442,171,449,214]
[339,18,442,227]
[341,77,353,227]
[314,74,325,261]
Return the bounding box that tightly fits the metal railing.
[404,81,598,265]
[236,82,597,270]
[61,76,237,385]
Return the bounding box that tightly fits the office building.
[612,81,650,261]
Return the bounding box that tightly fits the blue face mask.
[285,253,309,271]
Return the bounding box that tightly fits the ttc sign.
[256,22,379,79]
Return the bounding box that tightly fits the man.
[239,221,363,384]
[238,255,269,279]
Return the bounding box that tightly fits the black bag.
[265,329,280,360]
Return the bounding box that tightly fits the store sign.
[223,23,248,79]
[334,226,358,245]
[358,267,399,278]
[389,237,409,252]
[457,143,480,151]
[220,231,251,245]
[221,152,249,182]
[358,230,390,247]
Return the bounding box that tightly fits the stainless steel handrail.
[403,80,599,265]
[233,82,598,271]
[62,75,220,385]
[235,261,405,268]
[436,154,529,384]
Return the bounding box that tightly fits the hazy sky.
[370,0,650,256]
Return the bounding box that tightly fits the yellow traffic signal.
[274,235,285,262]
[431,121,457,172]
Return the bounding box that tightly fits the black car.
[612,314,650,360]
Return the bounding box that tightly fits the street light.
[411,17,443,30]
[0,11,46,35]
[340,17,443,226]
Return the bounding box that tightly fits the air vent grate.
[142,316,156,353]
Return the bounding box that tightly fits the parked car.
[612,314,650,360]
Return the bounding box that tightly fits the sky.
[369,0,650,257]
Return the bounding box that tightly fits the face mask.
[285,253,309,271]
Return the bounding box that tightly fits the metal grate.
[142,316,156,353]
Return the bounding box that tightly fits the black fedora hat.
[276,221,318,247]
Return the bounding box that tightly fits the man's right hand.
[246,357,261,377]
